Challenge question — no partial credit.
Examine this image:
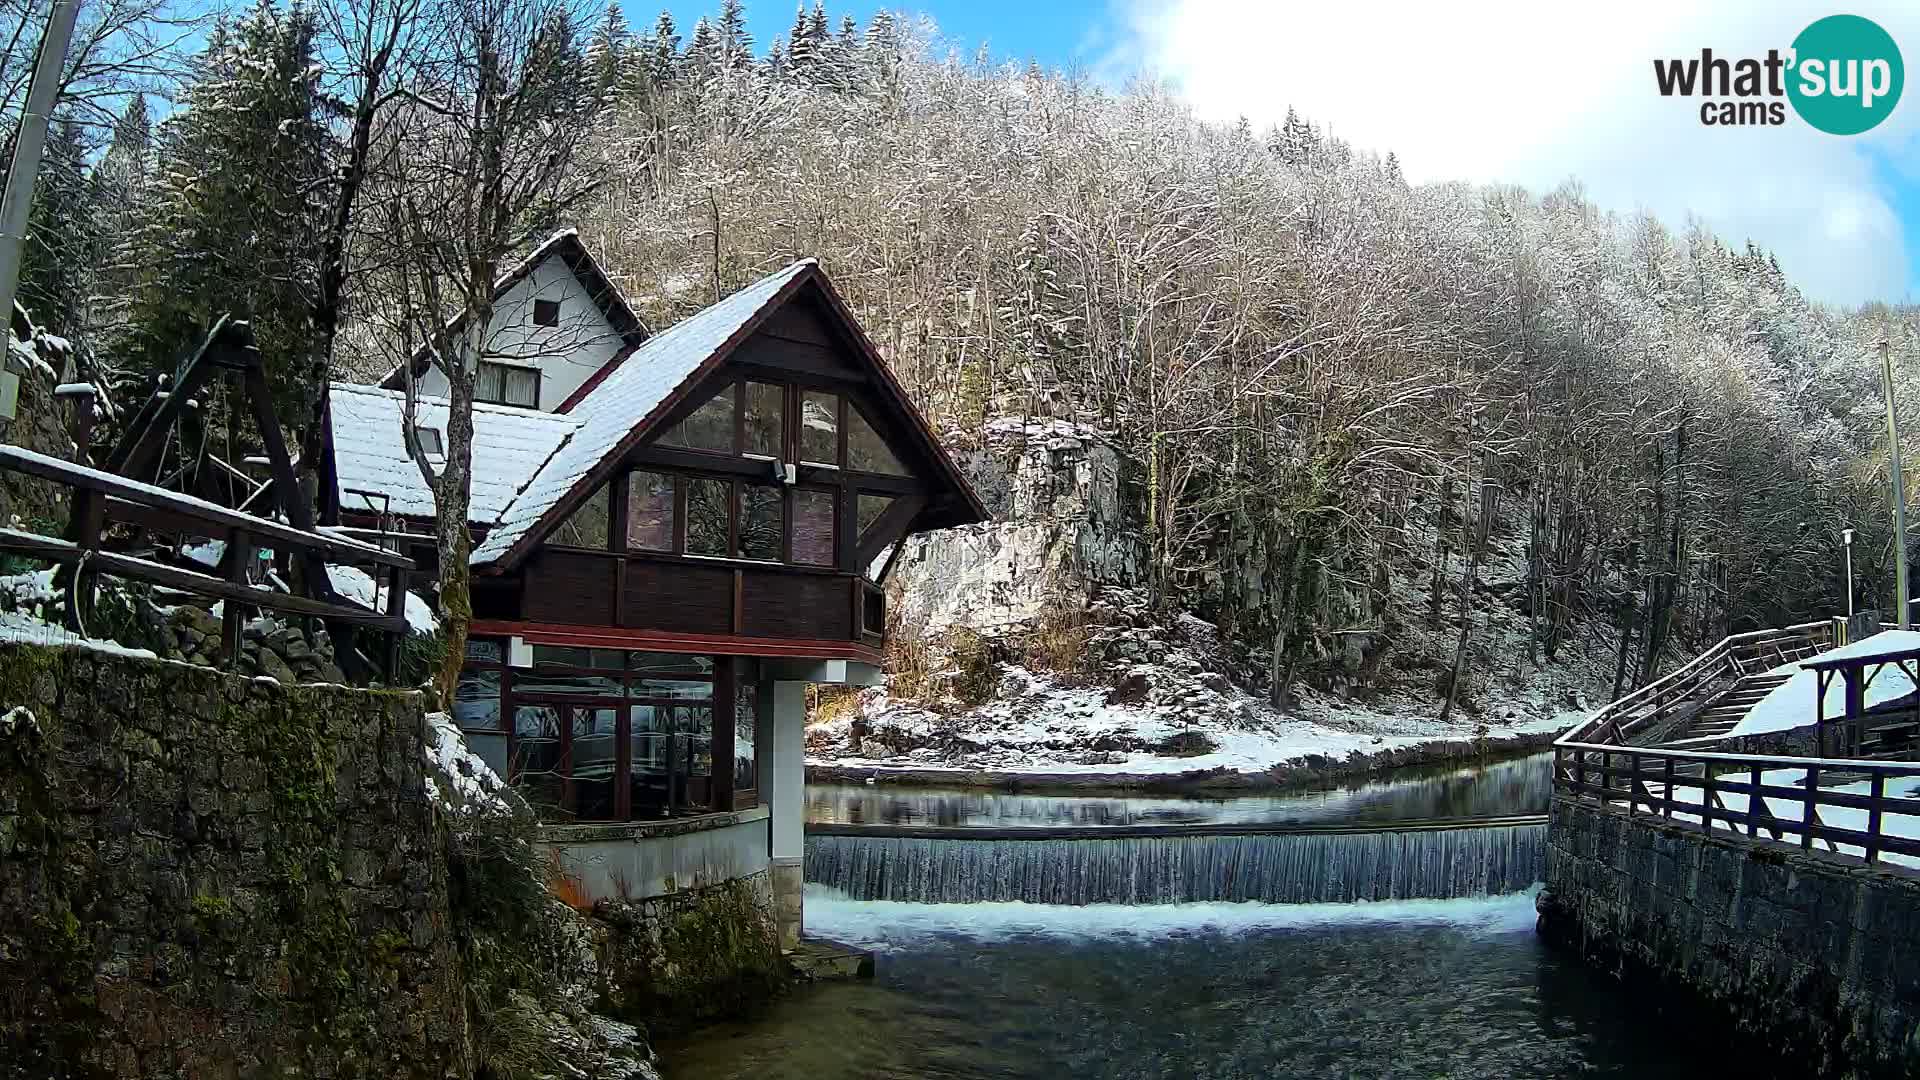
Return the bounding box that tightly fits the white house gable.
[413,251,629,411]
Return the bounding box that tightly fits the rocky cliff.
[811,415,1612,781]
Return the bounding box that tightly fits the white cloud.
[1111,0,1920,307]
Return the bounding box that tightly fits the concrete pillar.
[767,679,807,951]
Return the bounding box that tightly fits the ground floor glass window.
[454,640,758,822]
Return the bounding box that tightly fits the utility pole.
[0,0,79,422]
[1882,339,1910,629]
[1843,527,1856,619]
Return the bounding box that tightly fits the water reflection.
[662,888,1784,1080]
[807,752,1551,829]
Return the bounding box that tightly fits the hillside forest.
[7,0,1919,714]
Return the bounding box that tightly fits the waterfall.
[804,824,1545,905]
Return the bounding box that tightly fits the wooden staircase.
[1669,670,1795,743]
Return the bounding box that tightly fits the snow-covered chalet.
[319,231,986,947]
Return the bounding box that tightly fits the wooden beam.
[0,446,410,567]
[0,527,407,631]
[469,618,884,665]
[855,493,927,568]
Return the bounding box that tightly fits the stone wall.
[1541,795,1920,1078]
[591,873,787,1037]
[0,640,467,1079]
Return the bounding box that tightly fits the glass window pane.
[632,677,713,700]
[800,392,839,465]
[675,705,714,812]
[553,484,610,549]
[504,367,539,408]
[515,670,623,696]
[661,386,735,453]
[627,471,674,551]
[744,382,784,457]
[629,705,671,818]
[630,653,714,677]
[686,478,730,556]
[848,408,908,475]
[465,638,504,663]
[734,669,757,796]
[454,668,502,730]
[857,493,895,539]
[739,484,782,561]
[476,362,505,402]
[510,705,566,818]
[793,490,835,566]
[570,708,619,821]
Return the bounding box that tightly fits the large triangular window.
[847,407,908,476]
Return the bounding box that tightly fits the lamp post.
[1882,340,1910,629]
[1843,527,1856,618]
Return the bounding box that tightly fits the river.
[661,753,1781,1079]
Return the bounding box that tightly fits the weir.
[804,817,1546,905]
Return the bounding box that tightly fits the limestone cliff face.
[890,417,1146,641]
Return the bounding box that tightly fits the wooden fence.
[1553,742,1920,866]
[0,443,413,675]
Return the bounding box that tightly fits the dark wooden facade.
[468,290,969,666]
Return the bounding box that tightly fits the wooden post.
[221,530,254,670]
[1664,756,1675,819]
[1748,764,1762,837]
[1802,765,1818,849]
[383,562,405,682]
[1866,771,1886,864]
[1629,753,1640,816]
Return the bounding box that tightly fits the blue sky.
[642,0,1920,308]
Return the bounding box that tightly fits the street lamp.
[1843,527,1856,618]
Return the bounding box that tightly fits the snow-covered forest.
[9,0,1918,716]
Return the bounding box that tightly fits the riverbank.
[808,721,1569,795]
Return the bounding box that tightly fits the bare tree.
[372,0,599,702]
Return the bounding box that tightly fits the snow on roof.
[470,259,816,566]
[328,382,581,523]
[1728,629,1920,738]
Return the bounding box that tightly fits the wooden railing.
[1557,621,1836,748]
[1553,742,1920,866]
[0,443,413,676]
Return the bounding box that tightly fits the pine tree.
[785,3,811,70]
[18,116,97,337]
[126,0,334,417]
[584,0,631,97]
[644,11,680,87]
[686,17,718,78]
[1384,150,1403,183]
[716,0,752,71]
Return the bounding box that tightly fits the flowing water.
[664,753,1767,1078]
[806,751,1552,829]
[661,888,1782,1080]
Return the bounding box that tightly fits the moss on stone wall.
[593,875,788,1037]
[0,641,466,1079]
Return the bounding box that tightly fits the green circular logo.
[1788,14,1904,135]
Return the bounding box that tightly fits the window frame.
[532,298,561,327]
[457,640,755,822]
[475,359,541,409]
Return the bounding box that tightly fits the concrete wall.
[1541,795,1920,1078]
[544,807,771,902]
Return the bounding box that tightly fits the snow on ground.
[0,608,156,660]
[810,661,1578,778]
[1730,630,1920,737]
